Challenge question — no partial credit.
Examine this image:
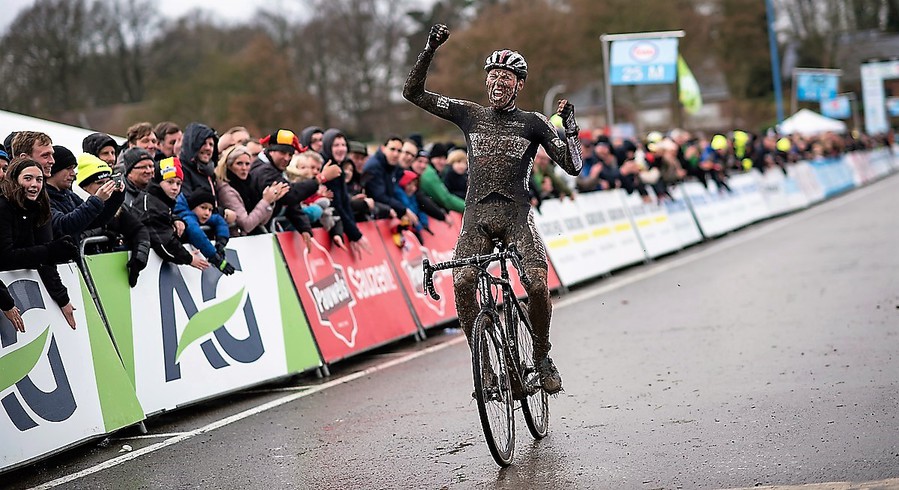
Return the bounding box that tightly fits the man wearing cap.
[121,147,155,206]
[347,140,368,173]
[82,132,119,167]
[249,128,341,243]
[47,145,123,238]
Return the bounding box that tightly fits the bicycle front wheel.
[515,300,549,439]
[471,310,515,466]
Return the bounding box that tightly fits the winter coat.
[174,194,229,260]
[248,155,316,233]
[47,185,124,239]
[178,123,219,201]
[0,196,70,307]
[122,178,143,207]
[320,128,363,242]
[362,149,407,216]
[418,164,465,213]
[216,180,273,236]
[124,184,193,265]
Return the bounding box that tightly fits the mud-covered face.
[485,68,523,109]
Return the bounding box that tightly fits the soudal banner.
[84,235,322,415]
[1,265,144,472]
[277,225,419,364]
[533,198,612,287]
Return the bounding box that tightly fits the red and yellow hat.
[260,129,305,154]
[156,156,184,182]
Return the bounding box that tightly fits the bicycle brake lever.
[506,244,532,289]
[421,258,441,301]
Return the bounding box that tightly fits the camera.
[110,172,124,190]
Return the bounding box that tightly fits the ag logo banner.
[0,265,143,472]
[86,235,321,415]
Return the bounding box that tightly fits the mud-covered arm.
[538,107,582,177]
[402,24,464,122]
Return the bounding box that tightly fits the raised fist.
[427,24,450,50]
[557,98,575,119]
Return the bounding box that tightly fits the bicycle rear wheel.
[471,310,515,466]
[514,300,549,439]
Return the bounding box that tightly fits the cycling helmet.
[484,49,528,80]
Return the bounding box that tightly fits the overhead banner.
[887,97,899,117]
[278,226,420,364]
[795,71,839,101]
[85,235,322,415]
[1,265,143,472]
[860,60,899,134]
[610,37,678,85]
[820,95,851,119]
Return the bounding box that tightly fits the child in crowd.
[125,157,209,271]
[443,149,469,199]
[286,151,341,235]
[394,170,427,243]
[174,190,235,275]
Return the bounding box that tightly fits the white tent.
[779,108,847,136]
[0,109,124,155]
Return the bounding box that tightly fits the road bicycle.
[422,241,549,467]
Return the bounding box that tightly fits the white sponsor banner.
[618,191,680,258]
[865,148,895,178]
[664,186,704,248]
[757,168,809,216]
[126,236,291,414]
[1,266,104,469]
[534,199,609,286]
[680,181,735,238]
[578,190,646,270]
[727,172,772,227]
[786,162,826,204]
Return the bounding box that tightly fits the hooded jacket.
[299,126,323,149]
[320,129,363,242]
[248,154,316,233]
[125,183,194,265]
[82,132,118,158]
[178,123,219,201]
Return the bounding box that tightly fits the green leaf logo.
[0,327,50,393]
[175,288,245,362]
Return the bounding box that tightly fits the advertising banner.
[663,187,703,248]
[807,157,856,198]
[533,198,611,287]
[820,95,851,119]
[887,97,899,117]
[618,191,680,259]
[795,72,839,101]
[278,226,419,364]
[680,181,734,238]
[786,162,826,204]
[757,168,808,216]
[575,191,646,271]
[376,218,460,330]
[1,265,143,471]
[85,235,322,415]
[726,172,772,227]
[610,38,679,85]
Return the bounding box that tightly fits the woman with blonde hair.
[215,145,288,236]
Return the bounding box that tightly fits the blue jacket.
[174,194,229,259]
[362,150,407,216]
[394,187,427,232]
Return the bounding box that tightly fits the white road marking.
[110,432,188,441]
[29,336,467,490]
[30,173,895,489]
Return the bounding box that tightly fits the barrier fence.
[1,148,896,473]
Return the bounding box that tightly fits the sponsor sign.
[795,72,839,102]
[820,95,851,119]
[618,191,680,259]
[887,97,899,117]
[1,265,143,471]
[278,225,419,364]
[662,187,703,248]
[610,38,679,85]
[85,235,321,414]
[534,199,611,287]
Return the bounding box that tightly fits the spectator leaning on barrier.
[174,190,235,275]
[215,144,287,236]
[363,136,412,223]
[443,148,469,200]
[82,132,119,167]
[415,147,465,213]
[0,157,79,329]
[125,157,208,271]
[287,150,339,235]
[154,121,182,161]
[428,142,449,177]
[47,146,124,239]
[10,131,54,177]
[75,153,151,287]
[120,147,155,206]
[321,128,372,258]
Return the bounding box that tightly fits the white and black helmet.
[484,49,528,80]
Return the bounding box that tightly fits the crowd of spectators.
[0,118,893,331]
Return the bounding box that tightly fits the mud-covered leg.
[453,266,479,342]
[525,267,552,361]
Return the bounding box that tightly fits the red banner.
[277,226,419,364]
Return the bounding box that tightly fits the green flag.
[678,55,702,114]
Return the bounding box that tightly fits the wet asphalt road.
[9,175,899,489]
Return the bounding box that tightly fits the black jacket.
[122,178,144,207]
[321,129,363,242]
[124,183,193,265]
[248,155,316,233]
[82,207,151,263]
[47,185,124,239]
[178,123,219,201]
[0,197,69,307]
[362,149,406,215]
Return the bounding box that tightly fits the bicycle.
[422,241,549,467]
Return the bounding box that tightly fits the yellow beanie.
[76,153,112,188]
